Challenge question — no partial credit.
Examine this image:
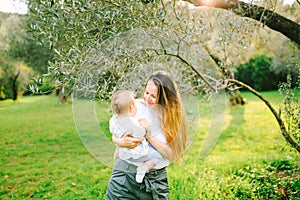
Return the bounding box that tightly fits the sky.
[0,0,28,14]
[0,0,297,15]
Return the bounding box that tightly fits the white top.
[109,113,149,159]
[134,100,169,169]
[110,100,169,169]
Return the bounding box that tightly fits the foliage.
[232,161,299,199]
[234,55,273,91]
[28,0,163,100]
[23,76,54,96]
[279,63,300,150]
[8,31,53,75]
[0,12,53,100]
[234,54,297,91]
[169,161,299,199]
[0,13,51,74]
[0,57,31,100]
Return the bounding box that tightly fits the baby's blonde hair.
[111,90,135,115]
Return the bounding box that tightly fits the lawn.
[0,91,299,199]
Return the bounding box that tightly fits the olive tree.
[28,0,299,152]
[28,0,164,103]
[0,14,33,100]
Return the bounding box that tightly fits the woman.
[105,71,187,200]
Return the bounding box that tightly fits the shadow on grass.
[220,104,246,143]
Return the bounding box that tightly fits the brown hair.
[146,71,187,162]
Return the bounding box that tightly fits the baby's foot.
[136,165,148,183]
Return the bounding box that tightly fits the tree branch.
[165,52,217,92]
[146,38,217,92]
[183,0,300,47]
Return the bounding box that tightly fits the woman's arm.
[145,131,174,161]
[139,118,174,161]
[139,118,173,160]
[112,133,143,149]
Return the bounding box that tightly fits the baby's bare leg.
[136,160,156,183]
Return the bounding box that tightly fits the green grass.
[0,95,111,199]
[0,91,299,199]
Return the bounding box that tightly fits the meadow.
[0,91,299,199]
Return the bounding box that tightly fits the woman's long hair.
[146,71,187,162]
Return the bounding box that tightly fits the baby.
[109,90,162,183]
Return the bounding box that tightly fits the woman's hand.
[112,133,143,149]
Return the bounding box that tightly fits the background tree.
[27,0,164,104]
[0,14,31,100]
[0,11,54,100]
[183,0,300,45]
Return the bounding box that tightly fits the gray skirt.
[105,158,169,200]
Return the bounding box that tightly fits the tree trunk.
[183,0,300,46]
[11,71,20,101]
[56,87,67,105]
[204,48,246,105]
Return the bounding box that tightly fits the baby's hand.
[138,118,150,132]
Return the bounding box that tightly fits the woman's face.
[144,81,158,107]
